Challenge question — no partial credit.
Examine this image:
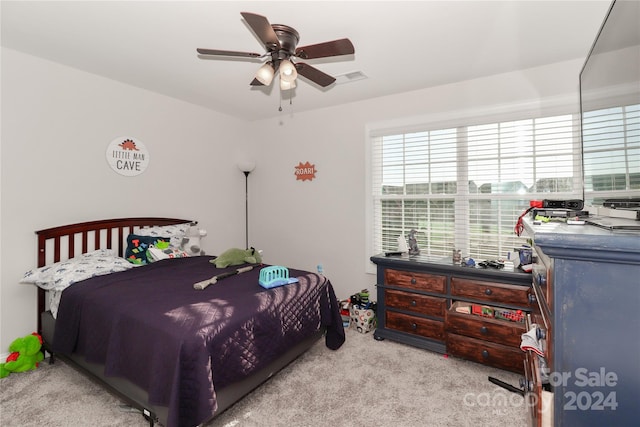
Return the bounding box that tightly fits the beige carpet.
[0,328,527,427]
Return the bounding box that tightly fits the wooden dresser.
[370,255,533,373]
[522,217,640,426]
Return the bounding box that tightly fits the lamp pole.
[238,162,255,249]
[243,170,250,249]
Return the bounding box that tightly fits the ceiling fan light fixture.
[197,12,355,94]
[279,59,298,83]
[255,62,275,86]
[280,77,296,91]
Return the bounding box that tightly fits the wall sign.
[294,161,317,181]
[106,137,149,176]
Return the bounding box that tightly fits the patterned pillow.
[125,234,171,265]
[49,291,63,319]
[20,249,134,291]
[147,246,190,262]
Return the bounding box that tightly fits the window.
[370,112,582,262]
[583,103,640,205]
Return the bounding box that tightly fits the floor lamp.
[238,162,255,249]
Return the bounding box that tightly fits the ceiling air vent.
[334,71,367,85]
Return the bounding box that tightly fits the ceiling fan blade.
[295,38,355,60]
[295,63,336,87]
[197,48,262,58]
[250,78,264,86]
[240,12,281,49]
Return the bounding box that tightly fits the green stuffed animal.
[0,333,44,378]
[211,247,262,268]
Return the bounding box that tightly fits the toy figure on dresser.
[397,234,409,253]
[408,229,420,255]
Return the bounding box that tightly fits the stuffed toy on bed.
[180,226,207,256]
[211,247,262,268]
[0,332,44,378]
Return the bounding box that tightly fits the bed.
[29,217,345,427]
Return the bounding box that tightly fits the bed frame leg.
[42,343,55,364]
[142,409,155,427]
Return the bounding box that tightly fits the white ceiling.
[1,1,613,121]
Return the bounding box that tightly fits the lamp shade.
[280,78,297,91]
[237,161,256,173]
[279,59,298,83]
[255,62,275,86]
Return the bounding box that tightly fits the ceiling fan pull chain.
[278,89,283,112]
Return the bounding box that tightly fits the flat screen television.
[579,0,640,206]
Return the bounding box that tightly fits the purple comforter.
[53,256,344,427]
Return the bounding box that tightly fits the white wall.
[247,58,584,301]
[0,48,251,351]
[1,45,585,353]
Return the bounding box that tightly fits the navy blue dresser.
[523,216,640,426]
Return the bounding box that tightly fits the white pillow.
[135,222,192,247]
[20,249,134,291]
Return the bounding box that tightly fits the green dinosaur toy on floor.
[0,333,44,379]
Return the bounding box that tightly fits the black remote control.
[385,251,403,256]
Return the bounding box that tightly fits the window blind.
[583,103,640,205]
[371,112,582,261]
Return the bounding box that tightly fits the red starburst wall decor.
[294,161,317,181]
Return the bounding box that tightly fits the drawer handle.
[536,328,546,340]
[528,293,536,304]
[484,288,492,296]
[411,300,417,307]
[411,278,417,285]
[480,326,488,335]
[411,323,417,330]
[481,349,489,359]
[519,377,533,392]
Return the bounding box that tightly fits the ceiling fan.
[197,12,355,90]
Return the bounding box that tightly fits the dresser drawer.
[532,246,553,315]
[451,277,531,306]
[447,333,525,373]
[523,350,550,427]
[385,289,446,317]
[446,308,525,348]
[531,312,552,362]
[523,350,539,425]
[385,269,446,294]
[386,310,445,341]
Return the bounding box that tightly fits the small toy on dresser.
[0,332,44,378]
[407,229,420,255]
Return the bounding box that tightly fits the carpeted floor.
[0,328,528,426]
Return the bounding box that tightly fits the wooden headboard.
[35,217,193,333]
